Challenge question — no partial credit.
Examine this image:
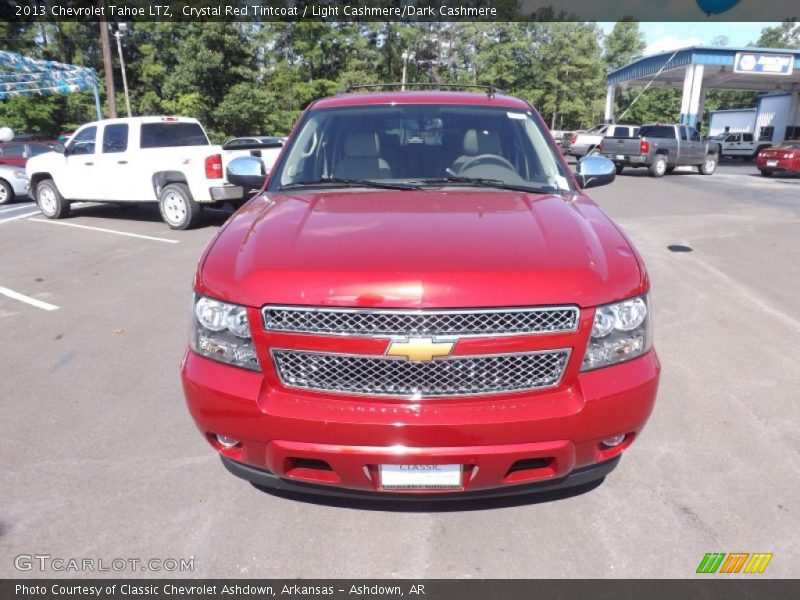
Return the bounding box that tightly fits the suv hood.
[198,189,645,309]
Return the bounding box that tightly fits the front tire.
[158,183,201,230]
[648,154,668,177]
[699,154,717,175]
[0,179,14,205]
[36,179,70,219]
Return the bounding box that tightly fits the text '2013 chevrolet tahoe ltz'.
[182,89,660,500]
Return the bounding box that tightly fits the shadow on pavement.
[63,202,236,228]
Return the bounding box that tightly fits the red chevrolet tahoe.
[182,89,660,499]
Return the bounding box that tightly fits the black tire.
[698,154,717,175]
[648,154,668,177]
[760,170,772,177]
[0,179,14,205]
[615,164,624,175]
[666,166,676,174]
[158,183,201,230]
[36,178,70,219]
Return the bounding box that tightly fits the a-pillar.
[604,85,616,124]
[680,63,705,128]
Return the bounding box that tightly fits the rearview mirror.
[575,155,616,189]
[226,156,267,191]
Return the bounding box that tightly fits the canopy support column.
[604,85,616,124]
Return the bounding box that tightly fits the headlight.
[581,294,652,371]
[12,170,27,180]
[190,294,260,371]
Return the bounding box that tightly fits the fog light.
[216,434,241,448]
[601,434,626,448]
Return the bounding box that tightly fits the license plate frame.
[379,464,463,490]
[767,160,778,167]
[615,154,625,160]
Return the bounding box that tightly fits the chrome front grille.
[263,305,579,337]
[271,349,571,398]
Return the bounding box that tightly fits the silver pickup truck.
[601,123,718,177]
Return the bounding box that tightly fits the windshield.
[269,104,573,193]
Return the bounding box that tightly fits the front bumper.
[222,454,620,500]
[182,348,659,497]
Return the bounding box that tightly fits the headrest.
[463,129,501,156]
[344,133,380,158]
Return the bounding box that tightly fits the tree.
[755,20,799,49]
[604,20,646,126]
[604,19,646,71]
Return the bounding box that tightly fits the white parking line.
[0,203,38,215]
[0,209,41,224]
[29,219,180,244]
[0,286,59,311]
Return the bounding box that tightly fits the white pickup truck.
[26,116,244,229]
[566,123,640,158]
[708,132,771,160]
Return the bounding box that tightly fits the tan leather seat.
[333,133,392,180]
[451,129,502,173]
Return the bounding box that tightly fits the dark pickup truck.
[601,124,718,177]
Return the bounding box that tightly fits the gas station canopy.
[605,46,800,133]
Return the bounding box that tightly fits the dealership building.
[605,46,800,143]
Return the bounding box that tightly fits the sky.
[598,22,780,56]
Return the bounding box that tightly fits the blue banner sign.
[734,53,794,76]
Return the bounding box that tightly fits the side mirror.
[575,155,616,189]
[54,143,67,155]
[226,156,267,190]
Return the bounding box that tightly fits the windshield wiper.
[414,177,565,194]
[280,177,421,191]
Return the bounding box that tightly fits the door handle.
[117,160,128,164]
[84,162,94,166]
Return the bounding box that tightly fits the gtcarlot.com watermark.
[14,554,195,573]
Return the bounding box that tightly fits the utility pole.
[401,51,414,91]
[99,16,117,118]
[114,25,132,117]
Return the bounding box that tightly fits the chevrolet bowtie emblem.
[386,337,456,362]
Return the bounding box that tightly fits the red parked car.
[182,88,660,499]
[0,141,55,168]
[757,142,800,177]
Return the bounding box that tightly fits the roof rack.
[337,83,502,99]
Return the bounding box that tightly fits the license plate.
[767,160,778,167]
[379,464,462,490]
[615,154,625,160]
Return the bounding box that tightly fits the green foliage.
[755,20,799,49]
[0,21,787,138]
[605,20,646,71]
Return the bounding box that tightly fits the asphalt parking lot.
[1,160,798,578]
